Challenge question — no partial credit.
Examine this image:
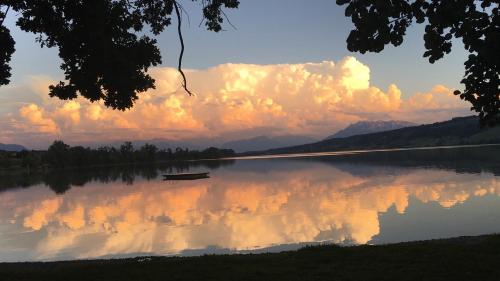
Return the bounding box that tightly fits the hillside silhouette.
[249,116,500,155]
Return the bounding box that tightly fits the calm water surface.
[1,146,500,261]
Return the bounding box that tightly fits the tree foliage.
[336,0,499,126]
[0,0,239,109]
[0,140,235,172]
[1,1,498,126]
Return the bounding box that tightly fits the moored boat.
[163,172,210,180]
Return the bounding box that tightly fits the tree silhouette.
[0,0,239,109]
[120,141,134,162]
[336,0,499,126]
[1,140,236,171]
[2,1,497,126]
[0,20,14,85]
[46,140,70,168]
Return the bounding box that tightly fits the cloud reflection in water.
[1,159,500,261]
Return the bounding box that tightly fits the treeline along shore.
[0,141,235,173]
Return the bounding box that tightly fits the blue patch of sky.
[4,0,467,98]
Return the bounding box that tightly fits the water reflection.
[0,146,499,261]
[0,160,235,194]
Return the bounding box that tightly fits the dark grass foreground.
[1,235,499,281]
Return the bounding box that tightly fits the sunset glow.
[0,57,469,148]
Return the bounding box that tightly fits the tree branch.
[173,1,194,96]
[0,5,10,26]
[221,9,237,30]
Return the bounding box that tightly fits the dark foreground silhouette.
[1,234,499,281]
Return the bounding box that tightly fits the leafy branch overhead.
[0,1,498,127]
[336,0,499,126]
[0,0,239,109]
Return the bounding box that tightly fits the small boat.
[163,172,210,180]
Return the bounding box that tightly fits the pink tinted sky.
[0,1,471,148]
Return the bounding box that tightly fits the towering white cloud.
[0,57,470,147]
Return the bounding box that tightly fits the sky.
[0,0,472,149]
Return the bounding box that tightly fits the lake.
[1,145,500,262]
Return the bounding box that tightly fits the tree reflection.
[313,146,500,176]
[0,160,235,194]
[1,146,500,195]
[1,157,499,261]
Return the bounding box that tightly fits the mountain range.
[248,116,500,155]
[221,135,317,153]
[0,143,26,152]
[4,117,497,154]
[326,120,416,139]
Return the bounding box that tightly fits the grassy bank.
[1,234,499,281]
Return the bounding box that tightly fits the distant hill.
[222,135,317,153]
[0,143,26,152]
[250,116,500,155]
[326,120,416,139]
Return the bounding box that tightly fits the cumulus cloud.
[19,104,60,134]
[0,57,470,147]
[0,166,498,260]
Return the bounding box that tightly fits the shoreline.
[1,234,499,280]
[230,143,500,160]
[2,143,500,174]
